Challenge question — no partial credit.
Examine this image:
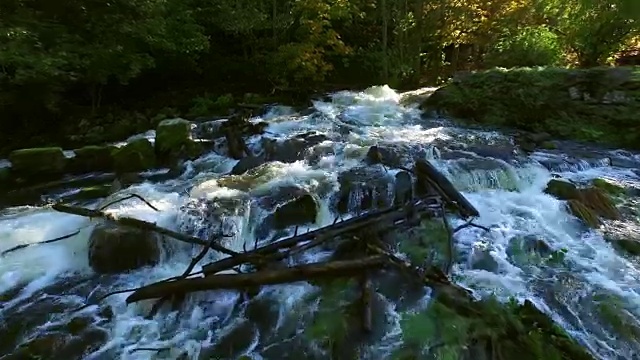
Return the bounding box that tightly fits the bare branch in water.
[99,193,160,212]
[1,229,81,257]
[453,220,490,234]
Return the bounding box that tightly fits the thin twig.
[99,194,159,212]
[129,347,171,353]
[1,230,81,256]
[453,220,490,233]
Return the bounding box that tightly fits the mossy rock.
[567,199,600,228]
[8,147,67,178]
[67,185,113,202]
[593,294,640,341]
[395,295,594,360]
[422,67,640,149]
[69,145,115,173]
[0,166,11,186]
[544,179,581,200]
[609,238,640,256]
[540,141,557,150]
[577,187,621,220]
[591,178,625,196]
[111,138,156,174]
[155,118,203,163]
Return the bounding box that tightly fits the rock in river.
[112,138,156,174]
[88,222,161,274]
[8,147,67,179]
[155,118,204,164]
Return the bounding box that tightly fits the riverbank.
[422,66,640,150]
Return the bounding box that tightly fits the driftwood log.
[126,256,387,303]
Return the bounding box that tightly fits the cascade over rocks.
[87,222,162,274]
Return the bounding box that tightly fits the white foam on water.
[1,84,640,359]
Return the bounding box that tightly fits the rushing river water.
[1,85,640,359]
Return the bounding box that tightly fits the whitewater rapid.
[1,85,640,359]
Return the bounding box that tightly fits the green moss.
[393,295,593,360]
[8,147,67,178]
[591,178,625,196]
[0,166,11,186]
[544,179,580,201]
[304,279,358,352]
[540,141,557,150]
[423,67,640,149]
[71,145,115,173]
[567,199,601,228]
[398,219,451,268]
[112,138,156,173]
[594,294,640,341]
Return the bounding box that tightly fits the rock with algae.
[393,294,595,360]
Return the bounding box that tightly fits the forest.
[1,0,638,153]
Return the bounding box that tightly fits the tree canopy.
[0,0,638,151]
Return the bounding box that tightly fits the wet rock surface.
[87,222,162,274]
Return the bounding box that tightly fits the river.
[1,85,640,359]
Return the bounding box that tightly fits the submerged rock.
[88,223,161,274]
[8,147,67,179]
[112,138,156,173]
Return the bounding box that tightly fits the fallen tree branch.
[201,198,440,276]
[414,159,480,219]
[1,229,81,257]
[126,256,387,303]
[99,194,160,211]
[453,220,490,234]
[51,204,239,256]
[147,233,223,318]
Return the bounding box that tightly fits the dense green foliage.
[0,0,638,152]
[423,66,640,148]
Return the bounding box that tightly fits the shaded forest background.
[1,0,638,154]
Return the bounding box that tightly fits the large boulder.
[155,118,204,163]
[112,138,156,174]
[8,147,67,179]
[68,145,115,174]
[88,223,161,274]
